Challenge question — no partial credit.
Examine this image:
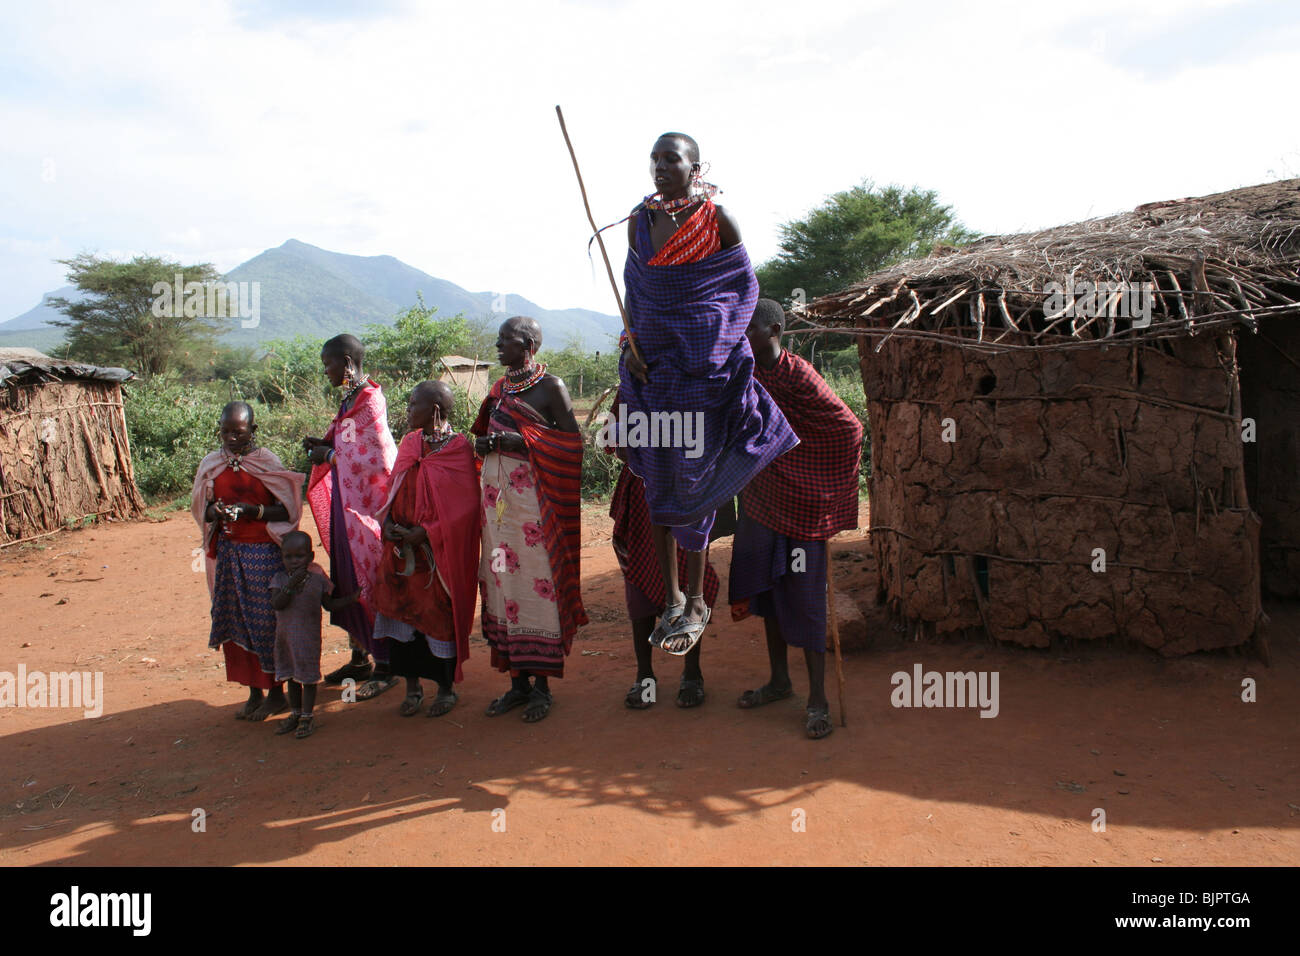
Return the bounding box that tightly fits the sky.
[1,0,1297,325]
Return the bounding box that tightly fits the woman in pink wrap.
[302,334,399,701]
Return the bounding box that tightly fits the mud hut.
[806,179,1300,656]
[0,351,144,546]
[436,354,492,406]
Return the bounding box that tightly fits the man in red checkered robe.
[729,299,863,739]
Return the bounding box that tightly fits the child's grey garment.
[271,566,332,684]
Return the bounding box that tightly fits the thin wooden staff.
[826,537,847,727]
[555,105,643,365]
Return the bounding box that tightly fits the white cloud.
[1,0,1296,324]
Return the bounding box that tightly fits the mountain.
[0,286,84,353]
[3,285,83,330]
[0,240,623,351]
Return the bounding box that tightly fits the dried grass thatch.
[805,178,1300,352]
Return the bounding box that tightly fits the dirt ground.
[1,503,1296,866]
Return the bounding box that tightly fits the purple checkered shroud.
[619,242,799,527]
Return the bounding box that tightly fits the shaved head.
[657,131,700,164]
[413,379,455,416]
[502,315,543,354]
[750,298,786,336]
[281,530,313,551]
[321,333,364,367]
[220,400,254,426]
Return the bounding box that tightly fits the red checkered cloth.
[609,465,721,611]
[647,200,720,266]
[740,350,863,540]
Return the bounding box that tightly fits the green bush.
[123,375,334,502]
[123,375,225,501]
[544,340,620,401]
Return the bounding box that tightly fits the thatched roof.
[806,178,1300,351]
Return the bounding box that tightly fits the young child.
[269,530,358,738]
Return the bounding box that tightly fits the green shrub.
[123,375,225,501]
[123,375,334,502]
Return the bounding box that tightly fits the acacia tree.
[360,293,490,383]
[48,254,222,377]
[757,181,976,335]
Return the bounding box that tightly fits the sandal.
[737,683,794,709]
[355,673,400,701]
[426,690,459,717]
[398,691,424,717]
[805,704,834,740]
[234,699,260,720]
[323,659,372,686]
[485,687,531,717]
[661,605,710,656]
[648,599,686,649]
[624,678,656,710]
[676,677,705,709]
[275,712,302,735]
[522,686,553,723]
[295,713,316,739]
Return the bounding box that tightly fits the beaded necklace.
[642,180,719,225]
[503,362,546,394]
[421,422,454,453]
[224,444,253,472]
[340,379,365,408]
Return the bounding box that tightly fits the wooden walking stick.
[826,538,847,727]
[555,105,644,365]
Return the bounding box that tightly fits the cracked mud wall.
[859,333,1260,654]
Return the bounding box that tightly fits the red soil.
[1,505,1296,865]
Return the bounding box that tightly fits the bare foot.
[248,693,288,722]
[234,691,262,720]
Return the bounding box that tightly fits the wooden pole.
[555,105,643,364]
[826,538,847,727]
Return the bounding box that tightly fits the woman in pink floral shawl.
[302,334,399,700]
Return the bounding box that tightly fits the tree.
[544,336,620,400]
[360,293,488,384]
[757,181,976,309]
[49,254,223,377]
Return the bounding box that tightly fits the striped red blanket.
[740,350,863,540]
[473,380,588,647]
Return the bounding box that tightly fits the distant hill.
[0,326,69,354]
[0,239,622,352]
[2,285,84,331]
